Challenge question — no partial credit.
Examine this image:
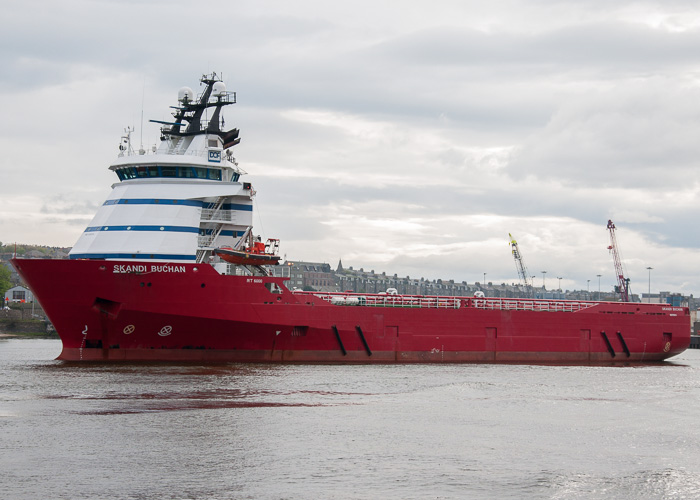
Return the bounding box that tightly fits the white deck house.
[4,285,33,303]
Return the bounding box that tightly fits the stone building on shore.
[269,258,700,308]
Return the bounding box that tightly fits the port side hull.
[13,259,690,363]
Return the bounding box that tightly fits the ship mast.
[150,72,241,148]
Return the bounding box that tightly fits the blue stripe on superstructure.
[103,199,205,207]
[83,227,245,236]
[70,253,197,260]
[222,203,253,211]
[201,229,244,236]
[84,225,199,233]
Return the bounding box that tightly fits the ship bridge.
[69,74,255,264]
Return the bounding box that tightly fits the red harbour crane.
[606,220,631,302]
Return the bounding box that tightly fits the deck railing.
[472,297,598,312]
[294,291,599,313]
[201,208,234,222]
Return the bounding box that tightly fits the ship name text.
[113,264,186,274]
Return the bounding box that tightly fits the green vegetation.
[0,264,10,296]
[0,319,56,337]
[0,242,70,256]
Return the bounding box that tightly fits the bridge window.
[120,167,137,180]
[178,167,196,178]
[115,165,224,181]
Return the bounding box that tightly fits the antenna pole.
[140,77,145,153]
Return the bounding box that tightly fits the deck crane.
[606,219,631,302]
[509,233,534,297]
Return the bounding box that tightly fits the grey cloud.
[5,0,700,293]
[40,195,101,215]
[369,23,700,72]
[507,82,700,189]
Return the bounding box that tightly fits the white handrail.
[293,291,599,312]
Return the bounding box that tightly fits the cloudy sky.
[2,0,700,296]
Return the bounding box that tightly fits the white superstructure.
[70,73,253,264]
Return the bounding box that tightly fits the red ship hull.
[12,258,690,363]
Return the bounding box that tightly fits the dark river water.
[1,339,700,500]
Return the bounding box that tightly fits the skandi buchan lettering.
[113,265,186,274]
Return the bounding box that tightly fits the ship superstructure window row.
[101,199,253,211]
[115,166,236,182]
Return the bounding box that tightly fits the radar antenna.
[118,126,134,157]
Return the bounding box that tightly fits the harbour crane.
[509,233,534,297]
[606,219,631,302]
